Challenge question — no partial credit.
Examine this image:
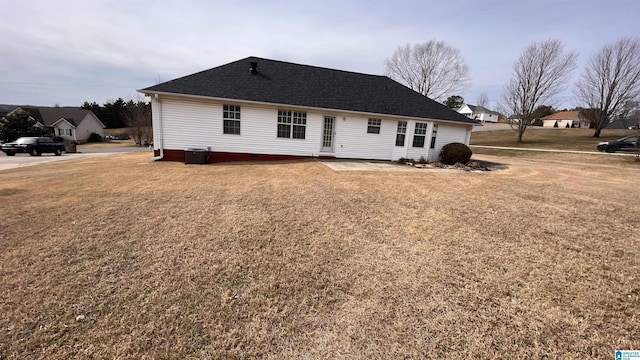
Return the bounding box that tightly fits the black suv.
[1,137,65,156]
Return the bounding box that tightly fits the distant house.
[605,118,640,130]
[456,104,501,123]
[138,56,477,163]
[3,106,105,142]
[540,111,590,128]
[506,114,522,123]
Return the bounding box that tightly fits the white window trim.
[277,109,307,139]
[367,118,381,134]
[223,104,241,135]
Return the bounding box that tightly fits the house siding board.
[159,97,323,157]
[333,116,395,160]
[162,99,219,150]
[153,96,473,162]
[543,119,572,128]
[76,114,105,142]
[428,124,468,162]
[457,104,473,118]
[55,121,76,141]
[478,112,498,123]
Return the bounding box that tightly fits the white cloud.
[0,0,639,107]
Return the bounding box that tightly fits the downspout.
[151,93,164,161]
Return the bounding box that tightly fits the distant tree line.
[81,98,150,129]
[81,98,152,145]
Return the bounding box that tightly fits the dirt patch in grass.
[0,188,23,196]
[1,153,639,358]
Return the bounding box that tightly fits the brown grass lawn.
[471,127,638,152]
[78,139,139,149]
[1,153,639,358]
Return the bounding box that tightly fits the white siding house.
[7,106,105,143]
[73,112,106,142]
[457,104,501,123]
[541,111,589,128]
[142,57,477,163]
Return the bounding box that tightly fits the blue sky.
[1,0,639,110]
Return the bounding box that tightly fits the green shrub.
[439,142,472,165]
[87,132,103,143]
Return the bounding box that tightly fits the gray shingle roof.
[605,118,640,129]
[17,106,91,127]
[0,104,20,116]
[141,57,476,125]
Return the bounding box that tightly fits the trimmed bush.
[87,132,103,143]
[439,142,472,165]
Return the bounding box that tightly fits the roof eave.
[138,89,477,127]
[51,118,77,128]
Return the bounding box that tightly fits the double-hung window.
[412,122,428,147]
[367,118,381,134]
[277,110,306,139]
[58,128,72,136]
[395,121,407,146]
[223,105,241,135]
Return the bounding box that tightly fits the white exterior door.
[322,116,335,152]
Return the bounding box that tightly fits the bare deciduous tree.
[385,41,471,102]
[502,39,577,142]
[123,98,152,146]
[476,92,490,108]
[575,38,640,137]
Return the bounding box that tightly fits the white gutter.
[151,93,164,161]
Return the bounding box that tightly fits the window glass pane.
[367,118,381,134]
[397,121,407,134]
[223,105,240,134]
[278,109,304,138]
[415,122,428,135]
[413,135,425,148]
[395,134,405,147]
[223,120,240,135]
[277,124,291,138]
[293,111,306,125]
[292,125,306,139]
[278,110,292,124]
